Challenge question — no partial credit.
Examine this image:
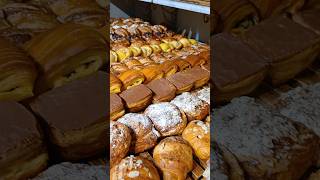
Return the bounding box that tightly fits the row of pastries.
[0,0,109,179]
[109,17,212,180]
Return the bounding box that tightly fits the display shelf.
[139,0,210,15]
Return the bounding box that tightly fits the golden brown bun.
[110,121,132,168]
[140,65,164,84]
[118,69,145,89]
[111,155,160,180]
[145,102,187,137]
[153,136,193,180]
[118,113,160,153]
[171,92,209,121]
[182,120,210,160]
[110,73,122,94]
[0,37,37,101]
[25,23,107,92]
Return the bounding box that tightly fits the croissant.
[0,37,37,101]
[153,136,193,180]
[118,69,145,89]
[25,23,107,92]
[110,73,122,94]
[182,120,210,160]
[43,0,107,27]
[213,0,259,33]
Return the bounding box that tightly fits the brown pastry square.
[166,71,195,94]
[147,78,177,103]
[119,84,153,112]
[183,66,210,88]
[0,101,48,179]
[242,15,320,84]
[213,33,267,103]
[110,93,125,121]
[30,71,107,160]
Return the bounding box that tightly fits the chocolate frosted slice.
[147,78,176,102]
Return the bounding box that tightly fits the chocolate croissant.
[0,37,37,101]
[25,23,107,92]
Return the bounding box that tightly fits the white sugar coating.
[171,92,205,114]
[196,121,209,134]
[279,83,320,136]
[118,113,153,135]
[194,86,210,104]
[127,171,140,178]
[213,97,307,161]
[110,122,126,150]
[145,102,182,132]
[119,155,144,171]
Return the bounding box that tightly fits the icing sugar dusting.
[171,92,205,115]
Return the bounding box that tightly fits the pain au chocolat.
[30,71,107,160]
[241,15,320,85]
[212,33,267,103]
[0,101,48,180]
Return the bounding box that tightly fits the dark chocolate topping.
[242,15,319,62]
[119,84,152,105]
[0,101,40,156]
[184,66,210,82]
[212,33,266,88]
[166,71,195,90]
[147,78,176,101]
[110,93,124,114]
[30,71,107,131]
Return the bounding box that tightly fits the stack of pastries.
[0,0,108,179]
[212,0,320,103]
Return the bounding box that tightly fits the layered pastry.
[42,0,107,27]
[160,61,178,77]
[25,23,107,92]
[153,136,193,180]
[119,84,152,112]
[140,65,164,84]
[241,15,320,85]
[111,155,160,180]
[213,0,259,33]
[145,102,187,137]
[118,69,145,90]
[147,78,177,103]
[248,0,305,19]
[118,113,160,153]
[182,120,210,160]
[110,73,122,94]
[292,10,320,35]
[111,63,129,76]
[110,93,125,121]
[171,92,209,121]
[212,33,267,103]
[277,83,320,138]
[167,71,195,94]
[33,162,106,180]
[183,66,210,88]
[0,37,37,101]
[172,59,191,71]
[110,121,131,167]
[183,54,206,67]
[193,86,210,105]
[213,97,319,179]
[30,72,107,160]
[0,101,48,180]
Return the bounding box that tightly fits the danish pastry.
[119,84,152,112]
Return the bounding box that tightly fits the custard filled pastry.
[145,102,187,136]
[171,92,209,121]
[111,63,129,76]
[110,121,131,167]
[182,120,210,160]
[111,155,160,180]
[110,73,122,94]
[140,65,164,84]
[184,66,210,88]
[118,113,160,153]
[183,54,206,67]
[118,69,145,89]
[0,37,37,101]
[153,136,193,180]
[167,71,195,94]
[119,84,152,112]
[25,23,107,92]
[160,61,178,77]
[110,50,118,64]
[110,93,125,121]
[147,78,177,103]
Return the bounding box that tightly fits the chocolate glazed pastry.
[213,97,320,180]
[30,72,108,161]
[241,15,320,85]
[212,33,267,103]
[25,23,107,93]
[213,0,259,34]
[248,0,305,19]
[0,37,37,101]
[0,101,48,180]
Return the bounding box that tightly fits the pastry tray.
[138,0,210,15]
